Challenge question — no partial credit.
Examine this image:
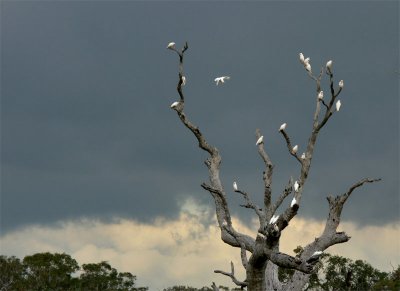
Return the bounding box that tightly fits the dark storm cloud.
[1,1,398,234]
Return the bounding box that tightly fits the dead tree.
[167,42,380,291]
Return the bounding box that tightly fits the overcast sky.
[1,0,399,288]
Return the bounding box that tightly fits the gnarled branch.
[214,261,248,288]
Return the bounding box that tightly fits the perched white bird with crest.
[233,181,238,191]
[294,181,299,192]
[339,80,344,88]
[170,101,180,109]
[301,153,306,160]
[279,123,287,131]
[269,215,279,224]
[336,100,342,111]
[318,91,324,100]
[291,197,297,208]
[214,76,230,85]
[292,145,298,154]
[167,42,176,49]
[256,136,264,145]
[326,60,333,73]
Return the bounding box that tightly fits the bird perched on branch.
[279,123,287,131]
[306,251,323,264]
[256,136,264,145]
[326,60,333,73]
[269,215,279,224]
[336,100,342,111]
[233,181,238,191]
[214,76,230,85]
[167,42,175,50]
[292,145,299,154]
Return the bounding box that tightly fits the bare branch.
[255,129,274,215]
[235,188,263,222]
[271,178,293,215]
[322,177,382,238]
[214,262,248,288]
[279,130,302,165]
[211,282,219,291]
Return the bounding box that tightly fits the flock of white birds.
[168,43,351,261]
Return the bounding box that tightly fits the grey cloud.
[1,1,398,234]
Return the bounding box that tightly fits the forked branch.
[214,261,248,288]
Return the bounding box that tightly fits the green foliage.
[278,248,398,291]
[0,252,147,291]
[163,286,213,291]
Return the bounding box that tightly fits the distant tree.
[0,255,24,290]
[79,261,147,291]
[0,253,147,291]
[167,42,381,290]
[22,252,79,290]
[163,286,213,291]
[372,265,400,290]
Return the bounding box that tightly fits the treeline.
[1,252,399,290]
[0,252,147,291]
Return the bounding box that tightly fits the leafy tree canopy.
[0,252,147,291]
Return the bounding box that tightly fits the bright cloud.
[1,198,399,290]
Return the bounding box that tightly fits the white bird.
[233,181,238,191]
[336,100,342,111]
[294,181,299,192]
[339,80,344,88]
[292,145,298,154]
[291,197,297,208]
[214,76,230,85]
[269,215,279,224]
[305,63,312,73]
[304,57,310,65]
[170,101,180,109]
[307,251,324,264]
[301,153,306,160]
[326,60,333,72]
[181,76,186,86]
[167,42,176,49]
[256,136,264,145]
[299,53,305,64]
[318,91,324,100]
[279,123,287,131]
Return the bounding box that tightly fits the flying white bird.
[294,181,299,192]
[336,100,342,111]
[339,80,344,88]
[307,251,324,264]
[233,181,238,191]
[279,123,287,131]
[170,101,180,109]
[291,197,297,208]
[214,76,230,85]
[301,153,306,160]
[326,60,333,72]
[269,215,279,224]
[299,53,305,64]
[167,42,176,49]
[318,91,324,100]
[256,136,264,145]
[292,145,298,154]
[181,76,186,86]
